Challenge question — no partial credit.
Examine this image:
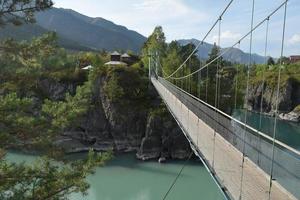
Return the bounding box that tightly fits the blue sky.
[54,0,300,57]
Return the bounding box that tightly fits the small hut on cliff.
[105,51,128,66]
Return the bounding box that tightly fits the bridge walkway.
[152,77,298,200]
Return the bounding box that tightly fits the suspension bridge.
[149,0,300,200]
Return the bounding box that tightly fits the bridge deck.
[152,78,297,200]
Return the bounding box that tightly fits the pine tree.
[267,57,275,65]
[206,43,224,80]
[0,2,112,199]
[0,0,53,26]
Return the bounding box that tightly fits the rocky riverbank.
[246,78,300,122]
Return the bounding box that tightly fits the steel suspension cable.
[212,18,222,168]
[239,0,255,199]
[206,60,209,102]
[152,54,168,77]
[234,41,241,110]
[163,0,234,80]
[257,17,270,165]
[259,18,270,130]
[268,1,288,199]
[217,18,222,110]
[185,64,188,91]
[198,61,202,99]
[189,58,191,93]
[169,0,289,81]
[161,152,193,200]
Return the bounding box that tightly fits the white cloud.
[288,34,300,45]
[54,0,209,40]
[128,0,208,38]
[212,30,241,42]
[133,0,189,14]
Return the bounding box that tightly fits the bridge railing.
[156,77,300,199]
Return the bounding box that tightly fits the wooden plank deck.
[152,78,297,200]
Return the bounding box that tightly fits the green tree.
[206,43,224,80]
[0,33,58,93]
[267,57,275,65]
[0,3,111,198]
[0,89,112,200]
[141,26,167,73]
[104,74,125,102]
[0,150,111,200]
[276,56,290,65]
[0,93,49,149]
[0,0,53,26]
[42,82,92,130]
[103,66,148,104]
[161,41,183,77]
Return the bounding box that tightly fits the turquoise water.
[232,109,300,150]
[6,152,226,200]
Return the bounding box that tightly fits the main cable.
[163,0,234,79]
[168,0,288,81]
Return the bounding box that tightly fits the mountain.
[0,8,146,52]
[0,23,94,51]
[178,39,266,64]
[35,8,146,52]
[0,7,266,61]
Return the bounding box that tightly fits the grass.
[249,63,300,89]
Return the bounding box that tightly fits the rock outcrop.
[246,79,300,117]
[279,111,300,122]
[137,114,191,160]
[279,106,300,122]
[52,75,192,161]
[38,78,79,100]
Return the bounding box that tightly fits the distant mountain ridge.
[178,39,266,64]
[0,23,94,51]
[0,7,266,63]
[35,8,146,52]
[0,8,146,52]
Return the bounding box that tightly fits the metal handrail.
[157,77,300,157]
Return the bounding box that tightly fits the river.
[6,152,226,200]
[232,109,300,151]
[6,110,298,200]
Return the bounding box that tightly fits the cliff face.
[51,74,191,161]
[246,79,300,121]
[137,114,191,160]
[247,79,300,113]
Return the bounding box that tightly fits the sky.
[53,0,300,57]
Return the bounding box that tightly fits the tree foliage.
[267,57,275,65]
[0,32,60,93]
[42,82,92,129]
[0,150,112,200]
[104,66,149,105]
[0,93,52,150]
[0,11,110,198]
[141,26,167,72]
[0,0,53,26]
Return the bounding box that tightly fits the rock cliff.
[51,71,192,161]
[246,79,300,122]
